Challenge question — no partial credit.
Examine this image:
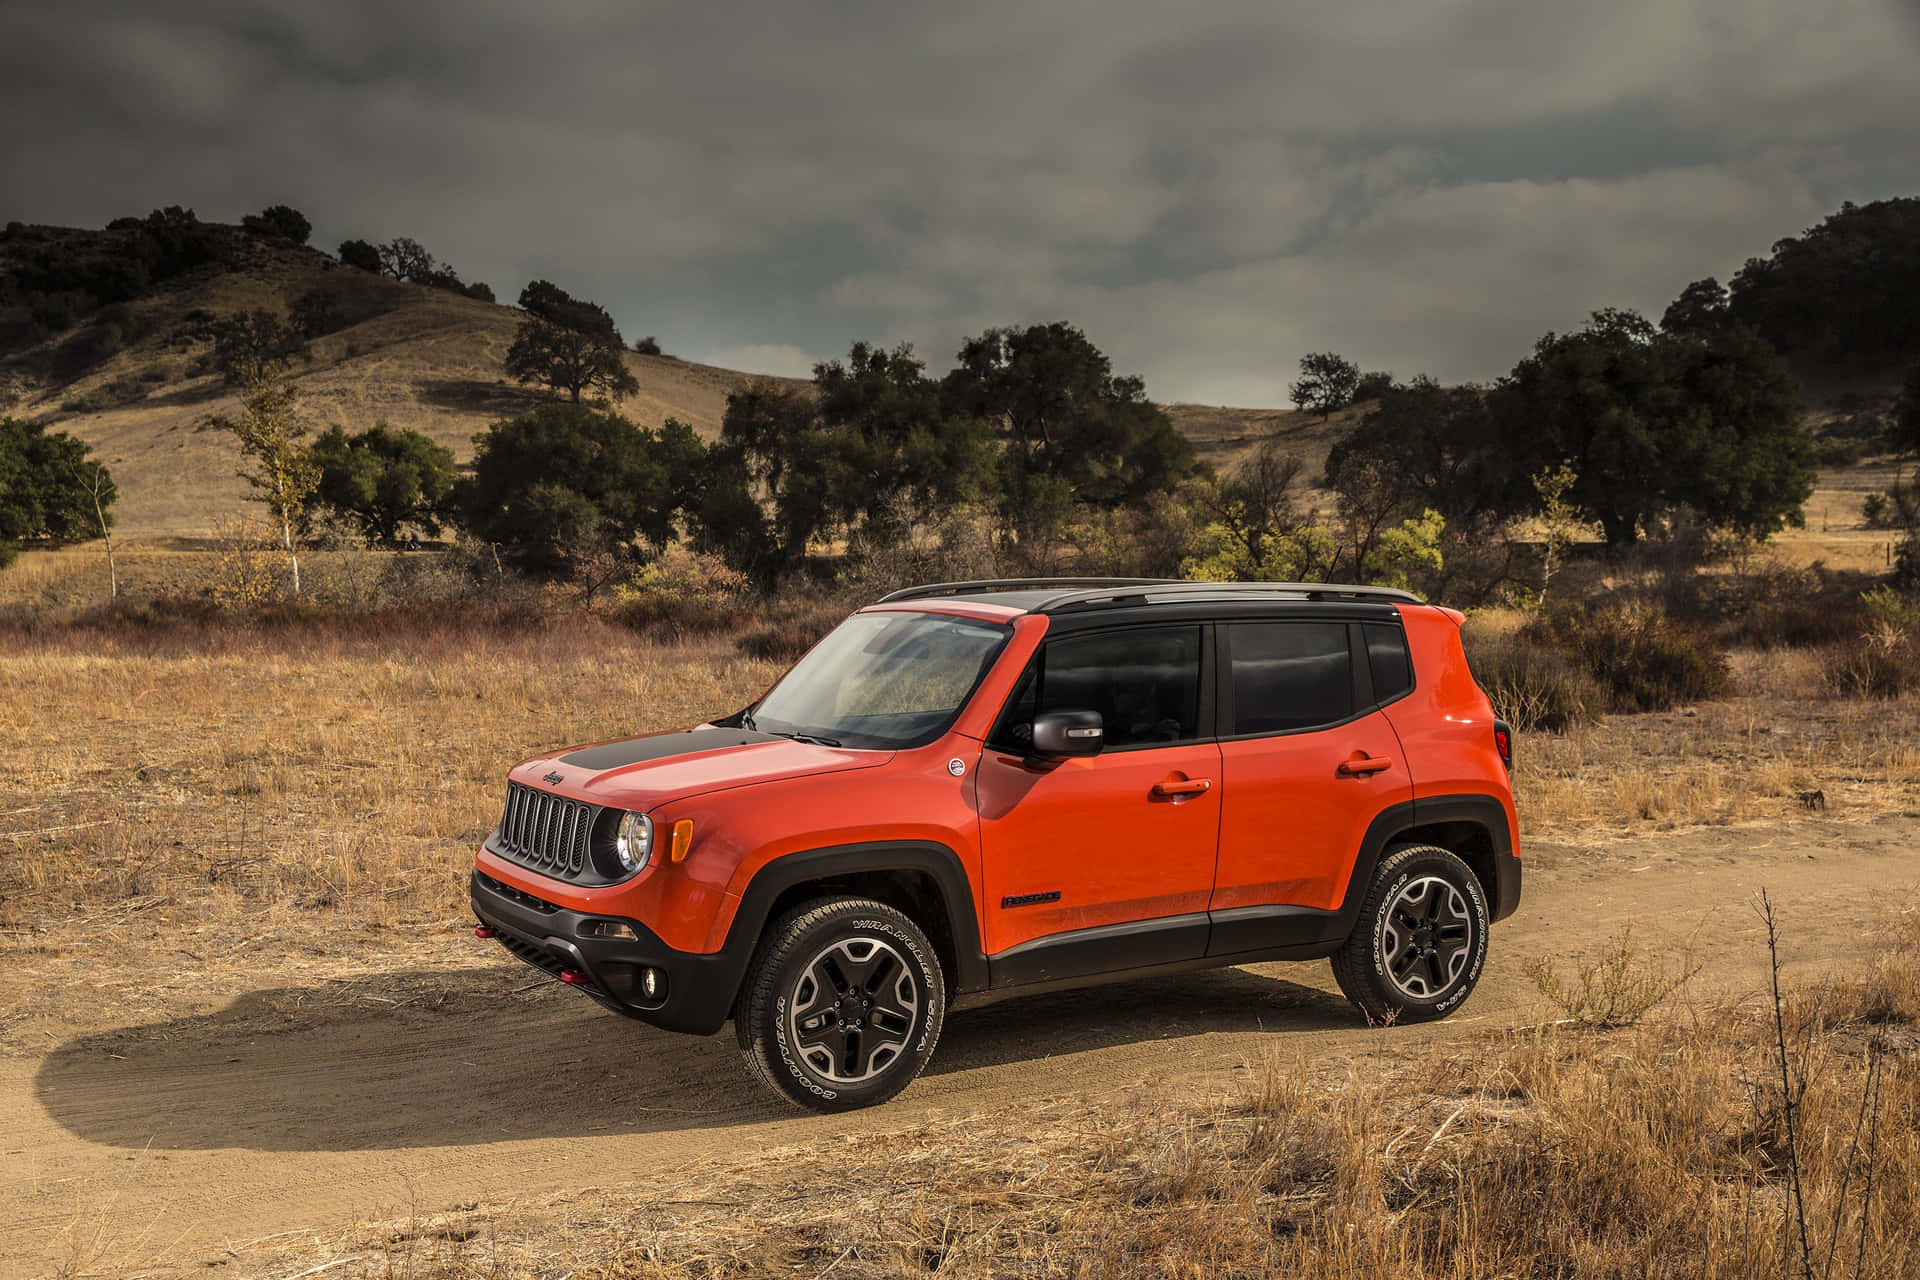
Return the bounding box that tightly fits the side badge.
[946,758,967,777]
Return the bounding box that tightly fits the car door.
[1207,618,1414,956]
[975,623,1222,985]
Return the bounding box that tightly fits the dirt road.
[5,814,1915,1278]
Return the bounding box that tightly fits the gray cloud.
[3,0,1917,404]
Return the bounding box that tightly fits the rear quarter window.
[1363,622,1414,702]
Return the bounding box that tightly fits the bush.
[1464,635,1607,732]
[1536,603,1730,713]
[241,205,312,244]
[1825,631,1920,698]
[60,374,149,414]
[291,277,400,338]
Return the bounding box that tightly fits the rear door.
[1207,618,1413,955]
[975,624,1222,982]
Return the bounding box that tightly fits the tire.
[1331,844,1489,1025]
[735,897,946,1113]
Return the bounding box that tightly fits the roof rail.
[878,577,1177,603]
[1034,581,1423,613]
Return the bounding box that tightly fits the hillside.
[0,226,803,537]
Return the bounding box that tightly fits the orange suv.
[470,579,1520,1111]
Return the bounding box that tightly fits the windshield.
[749,611,1013,750]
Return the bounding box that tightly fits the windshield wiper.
[740,707,758,732]
[771,729,844,748]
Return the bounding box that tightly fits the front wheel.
[736,897,945,1112]
[1331,844,1489,1024]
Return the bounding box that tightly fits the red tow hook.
[473,925,496,939]
[559,968,588,986]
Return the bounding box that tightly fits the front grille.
[493,782,598,879]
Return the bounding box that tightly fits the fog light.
[641,967,665,1000]
[582,920,640,941]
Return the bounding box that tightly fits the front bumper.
[469,869,740,1035]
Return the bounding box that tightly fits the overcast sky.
[4,0,1918,406]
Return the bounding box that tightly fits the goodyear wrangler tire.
[1331,844,1489,1025]
[736,897,945,1112]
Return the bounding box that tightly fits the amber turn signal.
[670,818,695,862]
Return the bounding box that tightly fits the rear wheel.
[736,897,945,1112]
[1331,844,1488,1024]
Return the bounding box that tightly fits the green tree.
[1325,376,1508,522]
[1726,197,1920,365]
[941,322,1196,538]
[1495,310,1815,546]
[505,317,639,404]
[0,418,117,568]
[337,239,382,273]
[207,375,320,595]
[518,280,622,343]
[1659,277,1730,338]
[310,423,458,543]
[241,205,312,244]
[211,310,310,386]
[459,403,706,577]
[1289,351,1361,419]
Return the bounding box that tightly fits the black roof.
[878,578,1423,616]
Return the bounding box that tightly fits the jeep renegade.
[470,578,1520,1111]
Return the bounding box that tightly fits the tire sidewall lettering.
[768,911,942,1103]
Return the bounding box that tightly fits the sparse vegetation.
[1525,924,1702,1028]
[206,374,320,595]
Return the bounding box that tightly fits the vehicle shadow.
[34,961,1355,1153]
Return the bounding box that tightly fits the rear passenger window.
[1364,623,1414,702]
[1228,622,1352,735]
[993,626,1204,750]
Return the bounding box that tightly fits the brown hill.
[0,230,803,537]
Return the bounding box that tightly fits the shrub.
[60,374,149,414]
[1864,492,1893,528]
[1464,635,1607,731]
[241,205,311,244]
[1537,603,1730,713]
[1524,926,1701,1029]
[291,277,400,338]
[1825,630,1920,698]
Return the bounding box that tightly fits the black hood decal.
[556,727,785,772]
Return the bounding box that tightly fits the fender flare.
[721,839,989,996]
[1339,793,1520,929]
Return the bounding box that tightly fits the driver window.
[990,626,1204,751]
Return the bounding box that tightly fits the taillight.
[1492,719,1513,772]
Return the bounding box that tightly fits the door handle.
[1337,753,1394,777]
[1150,777,1214,799]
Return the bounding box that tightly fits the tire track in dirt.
[4,814,1915,1278]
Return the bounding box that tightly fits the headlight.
[614,811,653,873]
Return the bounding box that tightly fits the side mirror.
[1029,708,1104,759]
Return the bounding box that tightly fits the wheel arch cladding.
[1371,793,1517,923]
[728,841,988,1000]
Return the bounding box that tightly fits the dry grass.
[249,907,1920,1280]
[0,617,781,1051]
[1511,648,1920,835]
